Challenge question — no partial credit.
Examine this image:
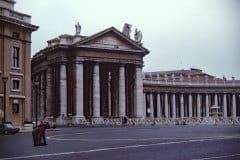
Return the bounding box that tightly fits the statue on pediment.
[122,23,132,38]
[134,28,142,43]
[75,22,81,35]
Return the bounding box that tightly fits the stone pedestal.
[72,116,85,125]
[56,115,65,125]
[90,117,104,125]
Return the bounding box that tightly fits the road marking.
[1,136,239,160]
[192,153,240,160]
[47,133,240,142]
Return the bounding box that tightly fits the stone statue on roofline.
[134,28,142,44]
[75,22,81,35]
[122,23,132,38]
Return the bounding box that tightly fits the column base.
[90,117,104,125]
[56,115,66,125]
[72,116,86,125]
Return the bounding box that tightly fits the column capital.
[74,60,84,64]
[74,57,85,63]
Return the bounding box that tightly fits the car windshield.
[4,123,13,128]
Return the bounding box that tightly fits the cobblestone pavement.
[0,125,240,160]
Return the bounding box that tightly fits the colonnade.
[144,92,238,119]
[34,60,145,124]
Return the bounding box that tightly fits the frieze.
[143,86,240,94]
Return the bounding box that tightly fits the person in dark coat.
[32,126,41,146]
[38,121,47,145]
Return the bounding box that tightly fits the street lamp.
[2,76,8,123]
[33,76,39,127]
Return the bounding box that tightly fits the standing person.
[38,121,47,145]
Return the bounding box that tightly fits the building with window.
[31,23,240,125]
[0,0,38,125]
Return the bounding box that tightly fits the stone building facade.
[143,69,240,124]
[32,25,240,125]
[0,0,38,125]
[31,26,148,125]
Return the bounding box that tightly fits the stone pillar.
[223,94,227,118]
[119,65,126,117]
[93,63,100,118]
[46,67,52,116]
[164,93,169,118]
[157,93,161,118]
[232,94,236,118]
[73,62,84,124]
[134,66,144,118]
[197,94,201,118]
[57,64,67,125]
[214,94,218,106]
[172,93,176,119]
[206,94,209,118]
[40,72,45,119]
[180,93,184,118]
[150,93,154,118]
[143,92,146,117]
[108,72,111,117]
[189,94,192,118]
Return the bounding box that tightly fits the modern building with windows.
[0,0,38,125]
[31,24,240,125]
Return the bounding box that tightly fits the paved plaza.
[0,125,240,160]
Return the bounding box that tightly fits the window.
[12,79,20,91]
[12,104,19,114]
[12,47,20,68]
[12,32,20,39]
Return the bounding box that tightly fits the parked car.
[0,123,20,135]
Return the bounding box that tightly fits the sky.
[15,0,240,79]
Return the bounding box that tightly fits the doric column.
[143,92,146,117]
[93,63,100,117]
[74,62,84,118]
[40,72,45,118]
[214,94,218,106]
[232,94,236,118]
[164,93,169,118]
[172,93,176,119]
[108,72,111,117]
[59,64,67,117]
[134,66,144,118]
[189,94,192,118]
[180,93,184,118]
[119,65,126,117]
[197,94,201,118]
[206,94,209,117]
[223,94,227,118]
[150,93,154,118]
[157,93,161,118]
[46,67,52,116]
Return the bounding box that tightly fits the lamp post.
[33,77,39,127]
[2,76,8,123]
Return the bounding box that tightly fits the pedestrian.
[32,126,41,146]
[38,120,47,145]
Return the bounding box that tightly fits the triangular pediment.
[74,27,149,55]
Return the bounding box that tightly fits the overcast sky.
[15,0,240,79]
